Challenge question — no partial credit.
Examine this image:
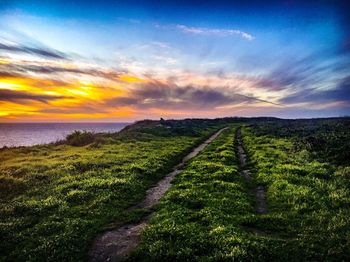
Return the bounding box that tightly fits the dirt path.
[88,127,228,262]
[236,128,267,214]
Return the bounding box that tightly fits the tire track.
[88,127,228,262]
[236,128,267,214]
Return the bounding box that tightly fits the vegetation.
[249,117,350,165]
[1,117,349,261]
[65,130,96,146]
[131,127,261,260]
[131,119,350,261]
[240,124,350,260]
[0,119,223,261]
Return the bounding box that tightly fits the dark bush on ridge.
[65,130,95,146]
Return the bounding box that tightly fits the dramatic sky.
[0,0,349,122]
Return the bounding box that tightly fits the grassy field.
[130,119,350,261]
[130,126,261,260]
[1,117,349,261]
[241,126,350,260]
[0,119,225,261]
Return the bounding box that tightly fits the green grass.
[1,118,349,261]
[249,117,350,165]
[131,127,265,260]
[131,124,350,261]
[241,126,350,260]
[0,121,222,261]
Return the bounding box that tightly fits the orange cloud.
[0,69,135,121]
[118,74,146,83]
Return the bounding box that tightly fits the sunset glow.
[0,1,349,122]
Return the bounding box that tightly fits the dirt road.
[88,127,228,262]
[236,128,267,214]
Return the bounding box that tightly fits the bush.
[65,131,95,146]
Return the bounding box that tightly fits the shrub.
[65,131,95,146]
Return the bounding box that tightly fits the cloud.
[38,106,107,114]
[0,42,66,59]
[0,89,69,103]
[176,24,254,40]
[7,64,84,74]
[253,51,350,95]
[264,57,325,88]
[0,68,71,88]
[153,55,177,64]
[105,80,278,110]
[0,70,17,78]
[280,75,350,105]
[1,24,346,120]
[0,62,129,83]
[151,41,171,49]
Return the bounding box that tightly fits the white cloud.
[176,24,254,40]
[151,41,171,49]
[153,55,178,64]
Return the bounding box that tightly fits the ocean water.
[0,122,130,147]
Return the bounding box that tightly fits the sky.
[0,0,349,122]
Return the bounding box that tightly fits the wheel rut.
[88,127,228,262]
[236,128,267,214]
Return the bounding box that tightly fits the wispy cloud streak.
[0,89,69,103]
[176,24,254,40]
[0,43,66,59]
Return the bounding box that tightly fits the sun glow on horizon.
[0,1,349,121]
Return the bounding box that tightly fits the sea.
[0,122,130,148]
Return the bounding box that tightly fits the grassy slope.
[131,127,266,260]
[132,122,350,261]
[242,126,350,260]
[1,118,349,261]
[0,121,222,261]
[248,118,350,165]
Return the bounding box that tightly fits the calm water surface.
[0,122,130,147]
